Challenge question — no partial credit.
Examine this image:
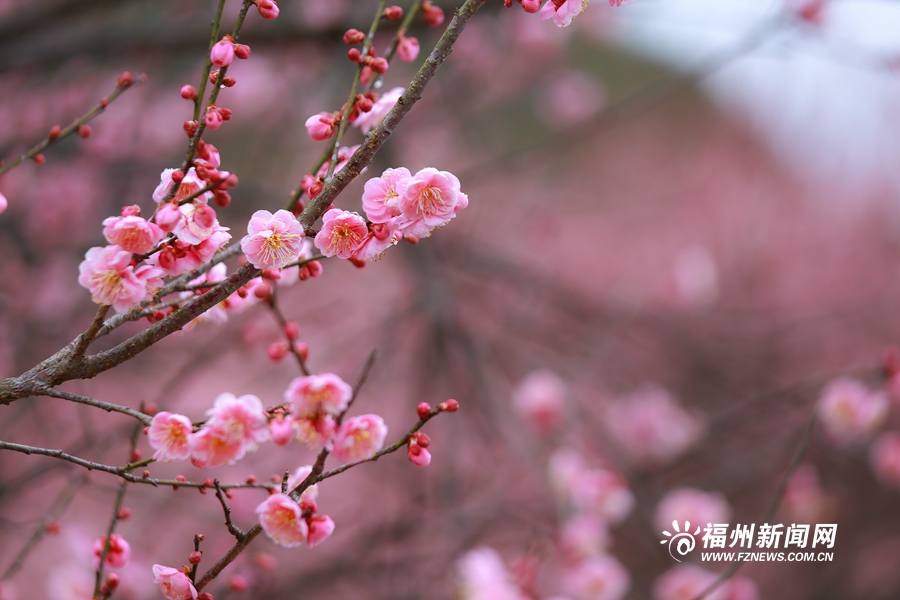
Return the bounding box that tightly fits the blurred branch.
[0,75,139,177]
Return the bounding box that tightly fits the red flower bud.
[383,5,403,20]
[117,71,133,87]
[417,402,432,419]
[48,124,61,141]
[343,28,366,45]
[181,84,198,100]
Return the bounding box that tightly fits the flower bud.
[370,57,389,74]
[117,71,133,86]
[257,0,279,19]
[397,34,420,62]
[189,551,203,565]
[48,124,61,141]
[268,341,289,361]
[210,39,235,67]
[383,5,403,20]
[181,85,198,100]
[234,43,251,59]
[347,47,362,63]
[77,125,92,138]
[422,1,445,25]
[417,402,432,419]
[343,29,366,45]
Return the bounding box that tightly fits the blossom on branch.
[152,565,197,600]
[77,245,163,311]
[147,411,193,462]
[332,414,388,462]
[256,493,309,547]
[241,209,306,269]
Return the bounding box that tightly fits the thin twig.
[268,292,312,376]
[0,77,140,177]
[214,480,246,540]
[71,305,110,361]
[36,387,150,425]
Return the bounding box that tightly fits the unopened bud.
[105,573,120,593]
[48,125,61,141]
[416,402,432,419]
[343,29,366,45]
[77,125,92,138]
[383,5,403,19]
[117,71,133,87]
[117,507,132,520]
[181,85,198,100]
[189,551,203,565]
[347,47,362,63]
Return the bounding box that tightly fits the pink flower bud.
[305,112,336,141]
[219,107,233,121]
[284,321,300,340]
[205,107,223,130]
[422,1,445,26]
[440,398,459,412]
[415,432,431,448]
[210,39,235,67]
[234,44,251,59]
[48,124,61,140]
[408,443,431,466]
[180,85,198,100]
[193,204,217,229]
[199,594,213,600]
[155,203,181,232]
[343,29,366,45]
[118,71,133,86]
[306,514,335,547]
[397,35,420,62]
[417,402,432,419]
[77,125,92,138]
[370,57,389,74]
[189,551,202,565]
[268,341,289,361]
[383,5,403,19]
[117,507,132,520]
[269,414,294,446]
[223,76,236,87]
[214,190,231,207]
[105,573,120,594]
[347,47,362,63]
[257,0,279,19]
[520,0,541,12]
[184,120,199,137]
[0,192,8,215]
[228,575,248,592]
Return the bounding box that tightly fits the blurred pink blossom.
[306,514,335,547]
[91,533,130,569]
[286,373,353,418]
[605,386,706,467]
[558,513,611,563]
[511,369,567,432]
[190,393,269,468]
[539,0,587,27]
[654,487,732,535]
[562,554,631,600]
[817,377,888,445]
[781,464,833,523]
[332,414,388,462]
[870,432,900,487]
[354,87,403,134]
[457,547,530,600]
[653,564,728,600]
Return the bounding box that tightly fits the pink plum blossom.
[558,513,611,563]
[562,554,631,600]
[354,87,403,134]
[362,167,411,223]
[210,38,235,67]
[77,245,163,312]
[153,168,211,204]
[548,449,634,523]
[92,533,130,569]
[305,112,336,141]
[407,439,432,466]
[511,369,567,432]
[316,145,360,178]
[294,414,338,450]
[172,202,219,245]
[397,35,420,62]
[870,432,900,487]
[351,221,401,262]
[241,209,306,269]
[654,487,732,536]
[539,0,588,27]
[155,203,181,233]
[0,191,7,214]
[256,493,308,547]
[286,464,319,501]
[457,547,529,600]
[605,386,706,467]
[285,373,353,418]
[147,412,193,462]
[269,414,295,446]
[102,214,165,254]
[152,565,197,600]
[396,167,467,237]
[332,414,388,462]
[190,393,269,468]
[314,209,369,259]
[306,514,335,547]
[817,377,888,445]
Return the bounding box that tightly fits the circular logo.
[660,520,701,562]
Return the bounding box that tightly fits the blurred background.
[2,0,900,598]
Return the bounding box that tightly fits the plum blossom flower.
[457,547,529,600]
[190,393,269,468]
[562,554,630,600]
[269,413,295,446]
[817,377,888,445]
[539,0,588,27]
[654,487,732,536]
[256,493,308,547]
[101,214,164,254]
[241,209,306,269]
[870,432,900,487]
[153,168,211,204]
[306,514,335,547]
[354,87,403,134]
[332,414,388,462]
[558,513,610,563]
[285,373,353,418]
[396,167,467,237]
[147,412,193,462]
[362,167,411,223]
[293,414,338,450]
[78,245,164,312]
[314,209,368,259]
[286,464,319,501]
[172,202,219,245]
[92,533,130,569]
[351,221,401,262]
[397,35,420,62]
[781,464,832,523]
[152,565,197,600]
[0,191,7,214]
[548,449,634,523]
[511,369,567,432]
[604,386,706,467]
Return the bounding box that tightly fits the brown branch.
[36,387,151,425]
[214,480,246,540]
[0,76,140,177]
